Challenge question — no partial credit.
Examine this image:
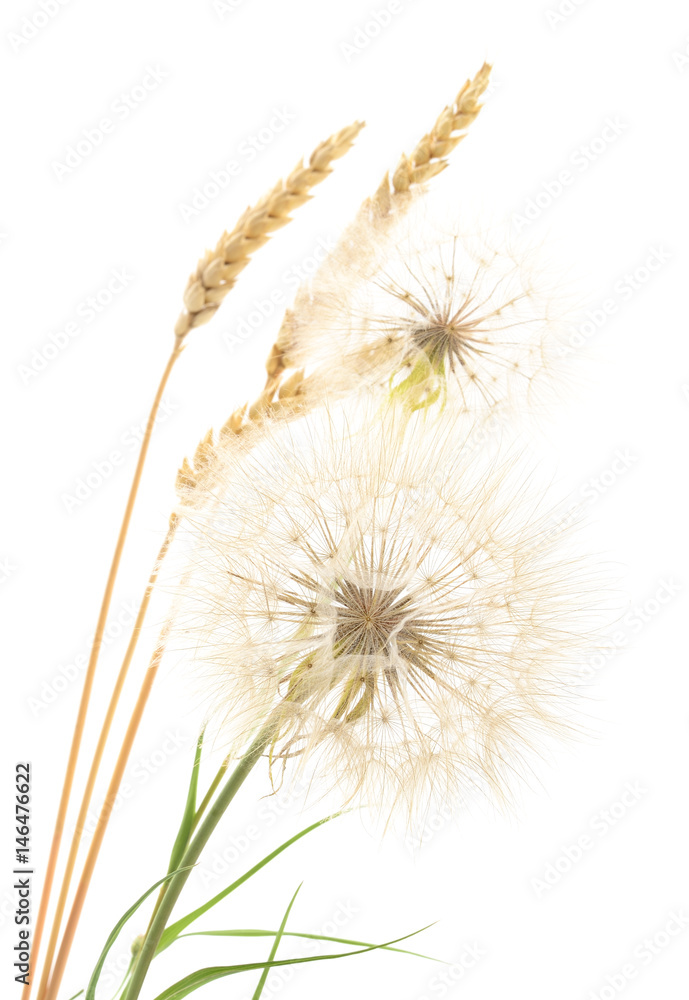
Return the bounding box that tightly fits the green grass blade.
[151,925,434,1000]
[65,992,84,1000]
[167,729,204,875]
[177,927,439,961]
[157,813,342,953]
[250,885,301,1000]
[109,954,135,1000]
[84,866,194,1000]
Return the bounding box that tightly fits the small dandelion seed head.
[282,209,573,425]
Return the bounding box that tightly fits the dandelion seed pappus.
[283,216,564,421]
[173,402,609,827]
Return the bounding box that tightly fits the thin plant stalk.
[191,755,231,833]
[143,748,232,936]
[124,723,277,1000]
[143,747,230,938]
[34,514,179,1000]
[43,613,178,1000]
[24,341,184,1000]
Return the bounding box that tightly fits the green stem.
[123,724,275,1000]
[143,742,228,935]
[192,754,232,834]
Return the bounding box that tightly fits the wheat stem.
[35,514,178,1000]
[25,342,183,1000]
[43,573,178,1000]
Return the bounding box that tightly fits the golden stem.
[26,343,183,1000]
[35,513,179,1000]
[44,610,175,1000]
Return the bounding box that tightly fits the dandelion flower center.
[332,581,416,658]
[411,314,483,374]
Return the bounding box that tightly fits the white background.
[2,1,689,999]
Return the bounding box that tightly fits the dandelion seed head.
[172,403,610,828]
[283,211,571,424]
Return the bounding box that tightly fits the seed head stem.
[124,723,277,1000]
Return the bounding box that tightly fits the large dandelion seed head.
[173,403,607,828]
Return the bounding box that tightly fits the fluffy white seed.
[170,402,608,827]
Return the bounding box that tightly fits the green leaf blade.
[167,729,204,876]
[151,925,435,1000]
[177,927,439,961]
[157,813,342,954]
[84,866,194,1000]
[250,885,301,1000]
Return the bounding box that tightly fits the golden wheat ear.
[175,369,308,504]
[174,120,365,340]
[372,61,492,214]
[270,63,492,379]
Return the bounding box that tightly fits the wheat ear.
[176,367,307,498]
[34,123,364,1000]
[370,60,492,215]
[174,120,365,340]
[269,63,492,382]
